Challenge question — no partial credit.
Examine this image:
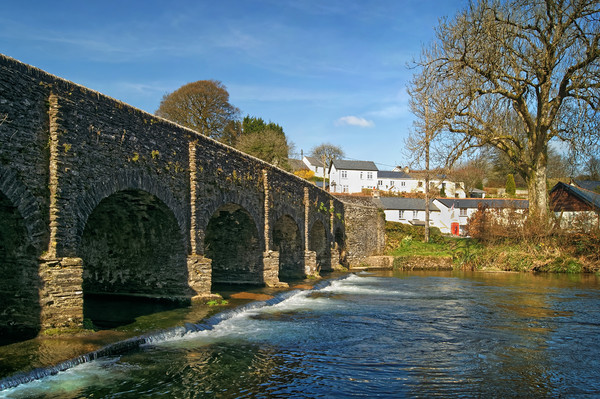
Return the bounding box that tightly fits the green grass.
[385,221,471,259]
[383,220,595,273]
[387,238,454,257]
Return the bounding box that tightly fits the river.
[1,270,600,398]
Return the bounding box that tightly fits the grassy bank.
[384,221,599,273]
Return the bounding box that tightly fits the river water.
[2,270,600,398]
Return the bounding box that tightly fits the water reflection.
[2,271,600,398]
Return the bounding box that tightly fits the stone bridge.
[0,55,385,341]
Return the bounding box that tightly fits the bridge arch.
[273,214,304,281]
[333,225,347,266]
[308,218,331,272]
[204,202,263,287]
[0,168,42,343]
[0,166,46,252]
[74,170,189,256]
[78,189,190,306]
[197,190,264,249]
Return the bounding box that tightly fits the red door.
[451,223,460,236]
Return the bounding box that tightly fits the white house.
[302,156,327,180]
[377,168,466,198]
[373,197,441,227]
[376,170,418,193]
[329,160,378,194]
[433,198,529,236]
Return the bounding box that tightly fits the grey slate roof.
[551,182,600,210]
[288,158,307,171]
[303,156,322,167]
[436,198,529,209]
[574,180,600,192]
[377,170,412,179]
[374,197,439,212]
[331,159,378,171]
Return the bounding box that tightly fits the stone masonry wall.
[0,53,345,260]
[342,198,386,267]
[0,53,353,330]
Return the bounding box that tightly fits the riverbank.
[381,221,600,273]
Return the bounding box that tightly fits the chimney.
[404,166,409,174]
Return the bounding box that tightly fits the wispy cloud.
[368,105,407,118]
[335,116,374,128]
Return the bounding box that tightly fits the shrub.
[294,169,315,180]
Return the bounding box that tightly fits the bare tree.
[412,0,600,220]
[407,68,446,242]
[451,158,488,197]
[580,155,600,179]
[156,80,240,140]
[310,143,344,191]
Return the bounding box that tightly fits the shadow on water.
[0,274,336,388]
[83,293,189,329]
[0,275,345,391]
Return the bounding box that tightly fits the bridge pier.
[187,255,213,299]
[263,251,288,287]
[38,257,84,330]
[330,251,341,270]
[304,250,318,277]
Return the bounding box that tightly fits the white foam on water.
[319,274,407,296]
[161,288,345,348]
[0,358,123,399]
[0,275,357,393]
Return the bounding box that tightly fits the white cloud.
[335,116,374,128]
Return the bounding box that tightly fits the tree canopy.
[411,0,600,219]
[236,128,290,169]
[155,80,240,140]
[230,116,291,170]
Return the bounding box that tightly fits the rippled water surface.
[3,271,600,398]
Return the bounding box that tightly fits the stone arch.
[271,203,305,248]
[79,189,190,327]
[0,174,41,343]
[334,225,347,267]
[309,219,331,272]
[273,214,304,281]
[197,190,264,255]
[74,170,188,256]
[0,166,46,253]
[204,203,263,287]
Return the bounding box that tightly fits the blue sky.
[1,0,467,170]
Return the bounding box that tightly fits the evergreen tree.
[506,174,516,197]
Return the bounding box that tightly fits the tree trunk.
[424,136,430,243]
[526,156,549,221]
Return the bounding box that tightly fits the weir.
[0,274,354,391]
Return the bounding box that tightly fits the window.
[377,180,383,186]
[413,210,418,219]
[399,210,405,219]
[341,170,347,179]
[367,172,373,179]
[342,185,349,193]
[418,181,423,187]
[401,181,406,187]
[360,172,364,179]
[460,208,467,217]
